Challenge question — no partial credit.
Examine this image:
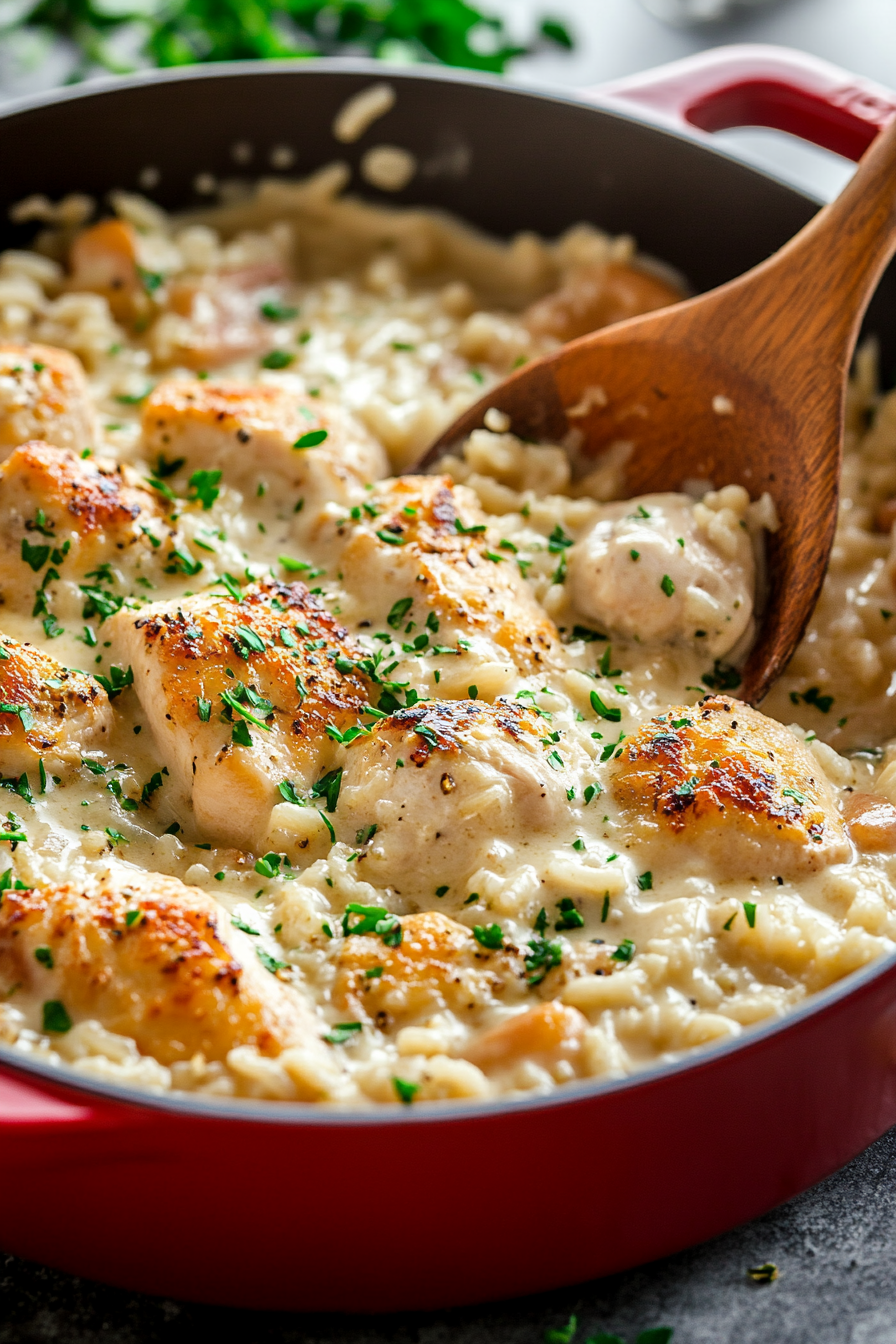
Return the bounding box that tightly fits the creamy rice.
[0,161,894,1108]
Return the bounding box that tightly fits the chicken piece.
[141,380,387,509]
[568,490,756,658]
[0,869,316,1064]
[0,442,175,617]
[843,792,896,851]
[0,343,98,459]
[524,261,683,344]
[338,475,562,675]
[336,699,586,897]
[462,1001,589,1073]
[151,269,288,369]
[67,218,150,326]
[611,695,849,879]
[111,579,373,850]
[0,636,111,775]
[332,910,526,1030]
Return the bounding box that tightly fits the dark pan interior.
[0,62,894,379]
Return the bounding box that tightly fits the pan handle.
[587,43,896,162]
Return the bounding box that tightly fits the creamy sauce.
[0,170,894,1107]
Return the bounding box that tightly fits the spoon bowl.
[423,117,896,704]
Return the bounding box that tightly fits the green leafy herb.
[743,901,757,928]
[525,934,562,986]
[342,903,402,946]
[197,696,211,722]
[637,871,653,891]
[261,349,295,369]
[164,548,203,577]
[545,1316,577,1344]
[311,767,343,812]
[257,947,289,974]
[590,690,622,723]
[261,301,298,322]
[94,664,133,700]
[393,1077,419,1105]
[189,468,222,510]
[611,938,635,963]
[278,779,304,806]
[387,597,413,629]
[42,999,72,1033]
[231,914,260,935]
[473,922,503,949]
[747,1262,779,1284]
[34,945,54,969]
[324,1022,363,1045]
[660,574,675,597]
[702,660,742,692]
[555,897,584,931]
[294,428,328,449]
[21,538,50,572]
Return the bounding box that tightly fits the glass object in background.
[637,0,783,24]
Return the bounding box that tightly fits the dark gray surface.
[2,1127,895,1344]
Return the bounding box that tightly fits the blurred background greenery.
[0,0,575,83]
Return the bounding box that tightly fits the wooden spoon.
[421,117,896,705]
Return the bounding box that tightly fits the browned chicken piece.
[141,380,387,506]
[156,268,289,369]
[0,442,175,616]
[523,261,683,344]
[67,218,150,326]
[610,695,849,879]
[843,792,896,851]
[110,579,374,850]
[462,1001,589,1072]
[0,343,98,459]
[0,869,316,1064]
[337,699,587,897]
[0,636,111,775]
[332,910,526,1030]
[338,475,562,674]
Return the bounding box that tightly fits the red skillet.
[1,45,896,1312]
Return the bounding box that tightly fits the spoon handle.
[696,115,896,378]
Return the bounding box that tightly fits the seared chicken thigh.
[0,636,111,775]
[0,343,98,458]
[0,442,174,617]
[336,698,585,897]
[0,869,317,1064]
[611,695,849,879]
[111,578,374,849]
[141,380,388,510]
[337,475,563,676]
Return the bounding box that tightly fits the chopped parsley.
[393,1077,419,1105]
[590,690,621,723]
[324,1022,363,1045]
[555,897,584,930]
[342,903,402,946]
[311,768,343,813]
[660,574,675,597]
[94,664,133,700]
[611,938,635,962]
[473,922,503,949]
[637,871,653,891]
[294,428,328,449]
[42,1000,72,1033]
[260,349,295,369]
[387,597,413,628]
[257,947,289,974]
[743,901,757,928]
[189,469,222,510]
